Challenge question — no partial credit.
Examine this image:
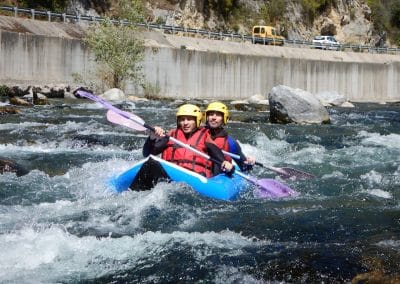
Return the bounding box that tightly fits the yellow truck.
[252,26,285,46]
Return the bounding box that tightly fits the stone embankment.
[1,15,400,102]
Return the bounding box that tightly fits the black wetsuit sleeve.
[206,141,234,176]
[142,135,169,157]
[231,139,253,172]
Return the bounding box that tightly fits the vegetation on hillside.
[0,0,68,11]
[1,0,400,45]
[367,0,400,45]
[81,0,145,91]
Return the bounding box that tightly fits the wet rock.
[101,88,125,100]
[127,95,149,102]
[230,100,250,111]
[49,84,70,98]
[0,106,20,114]
[269,85,330,124]
[64,92,78,99]
[23,93,49,105]
[340,101,355,108]
[0,157,29,176]
[352,256,400,284]
[9,85,29,97]
[9,96,33,106]
[316,91,346,106]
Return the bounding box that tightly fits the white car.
[313,36,341,50]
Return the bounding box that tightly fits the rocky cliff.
[64,0,383,47]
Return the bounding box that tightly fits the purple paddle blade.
[254,178,299,198]
[106,110,147,131]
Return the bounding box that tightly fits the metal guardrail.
[1,5,399,55]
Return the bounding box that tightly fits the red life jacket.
[162,128,212,177]
[211,136,232,162]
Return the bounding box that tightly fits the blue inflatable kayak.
[108,155,248,201]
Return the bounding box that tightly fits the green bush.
[0,85,10,97]
[20,0,68,12]
[390,0,400,27]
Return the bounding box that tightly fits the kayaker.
[143,104,235,177]
[205,101,256,172]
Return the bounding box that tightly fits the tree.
[391,0,400,27]
[83,0,145,90]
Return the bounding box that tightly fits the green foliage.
[0,85,11,97]
[257,0,286,25]
[83,0,145,91]
[259,5,270,24]
[228,5,251,29]
[117,0,145,22]
[155,16,165,25]
[298,0,338,24]
[301,0,329,24]
[84,20,145,90]
[367,0,389,32]
[267,0,286,24]
[390,0,400,27]
[20,0,68,12]
[364,0,400,45]
[208,0,239,18]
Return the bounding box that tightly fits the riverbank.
[1,15,400,102]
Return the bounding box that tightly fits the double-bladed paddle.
[76,89,298,198]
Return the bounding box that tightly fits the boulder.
[23,93,49,105]
[269,85,330,124]
[127,95,149,102]
[0,106,20,114]
[9,96,33,106]
[248,94,269,111]
[101,88,125,100]
[230,100,250,111]
[316,91,346,106]
[340,101,355,108]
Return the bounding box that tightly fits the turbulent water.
[0,98,399,283]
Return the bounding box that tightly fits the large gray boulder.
[101,88,125,100]
[269,85,330,124]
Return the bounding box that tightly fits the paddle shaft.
[222,150,286,175]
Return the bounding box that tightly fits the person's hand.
[153,126,165,137]
[221,161,233,172]
[244,156,256,165]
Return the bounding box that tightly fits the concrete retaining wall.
[1,16,400,102]
[143,46,400,102]
[0,30,93,85]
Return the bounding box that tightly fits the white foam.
[376,239,400,250]
[359,131,400,149]
[213,265,264,284]
[251,132,326,166]
[361,170,383,186]
[321,171,345,179]
[0,227,268,283]
[366,189,392,199]
[0,121,48,131]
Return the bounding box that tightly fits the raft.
[108,155,248,201]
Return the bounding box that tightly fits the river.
[0,98,399,283]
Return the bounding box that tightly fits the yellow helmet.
[176,104,203,127]
[206,101,229,124]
